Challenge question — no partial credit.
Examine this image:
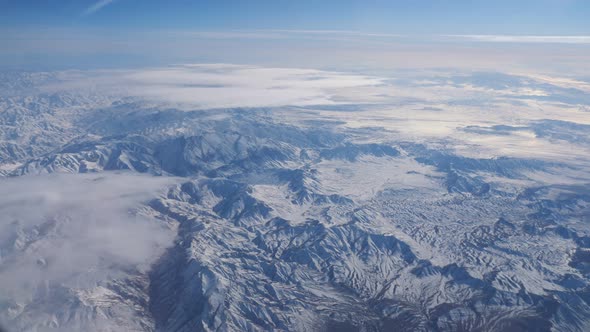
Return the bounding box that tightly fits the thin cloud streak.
[83,0,116,16]
[181,30,590,44]
[446,34,590,44]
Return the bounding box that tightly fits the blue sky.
[1,0,589,35]
[0,0,589,71]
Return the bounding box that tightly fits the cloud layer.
[40,64,385,109]
[0,173,177,306]
[3,28,590,76]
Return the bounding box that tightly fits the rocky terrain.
[1,66,590,331]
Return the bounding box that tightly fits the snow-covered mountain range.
[1,65,590,331]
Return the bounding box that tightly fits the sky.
[0,0,589,71]
[1,0,589,34]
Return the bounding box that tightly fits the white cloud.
[0,173,177,305]
[83,0,116,16]
[2,28,590,76]
[40,64,386,109]
[445,34,590,44]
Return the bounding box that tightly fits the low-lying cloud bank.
[0,173,177,308]
[35,63,590,112]
[41,64,385,109]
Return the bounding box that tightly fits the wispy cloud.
[83,0,116,16]
[177,30,590,44]
[445,34,590,44]
[179,29,405,42]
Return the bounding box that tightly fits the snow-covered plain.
[1,65,590,331]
